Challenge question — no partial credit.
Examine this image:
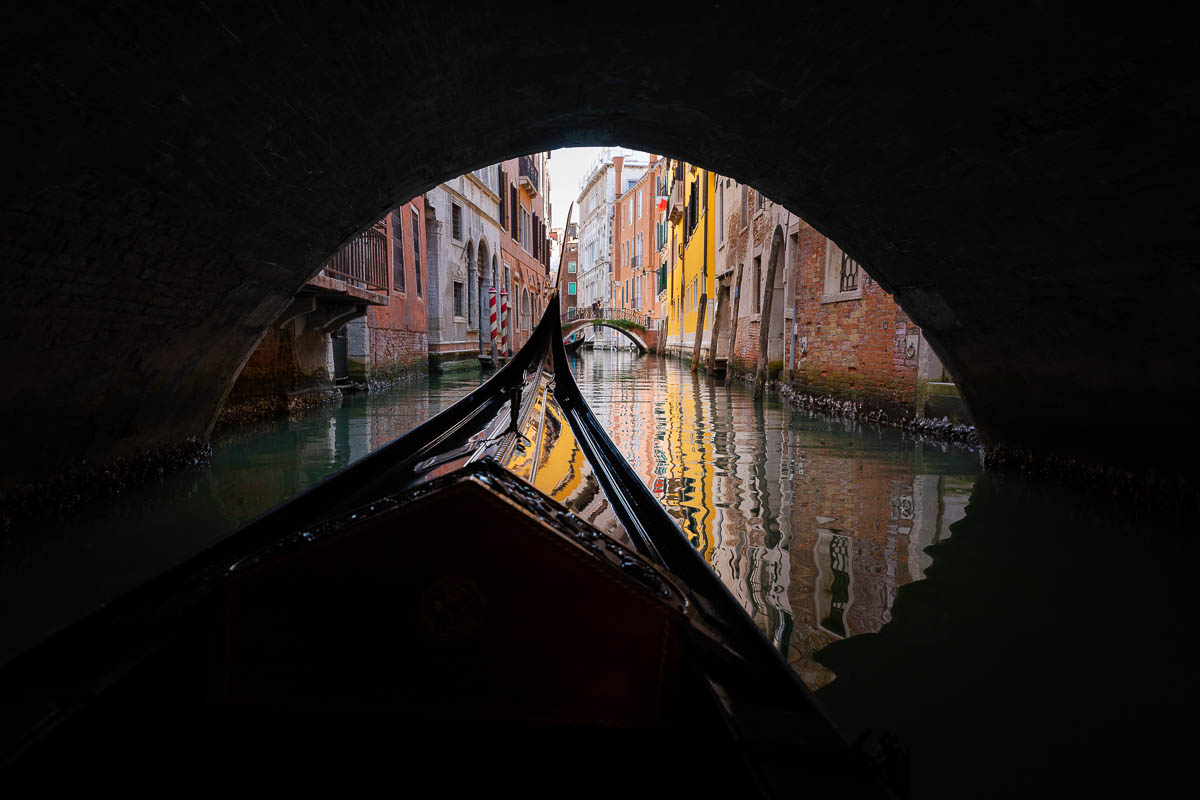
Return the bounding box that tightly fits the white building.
[424,167,504,370]
[575,148,649,310]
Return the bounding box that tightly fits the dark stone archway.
[2,4,1197,490]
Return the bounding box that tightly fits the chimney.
[613,156,624,197]
[649,154,659,164]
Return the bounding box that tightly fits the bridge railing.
[567,306,652,330]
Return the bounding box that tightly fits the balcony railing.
[668,180,684,224]
[629,255,640,268]
[322,220,389,293]
[519,155,540,196]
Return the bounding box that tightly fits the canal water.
[3,349,1196,797]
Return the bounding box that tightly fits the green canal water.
[3,349,1195,797]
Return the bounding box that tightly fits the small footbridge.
[563,308,657,353]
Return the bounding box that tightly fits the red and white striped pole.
[500,288,509,357]
[488,286,498,365]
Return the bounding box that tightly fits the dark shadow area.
[2,4,1197,492]
[816,474,1199,798]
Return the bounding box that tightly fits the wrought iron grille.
[839,250,860,293]
[519,155,540,193]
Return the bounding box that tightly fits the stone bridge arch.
[2,4,1196,488]
[562,319,653,354]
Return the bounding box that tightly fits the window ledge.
[820,290,864,304]
[453,316,466,323]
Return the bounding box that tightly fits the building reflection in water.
[573,348,979,689]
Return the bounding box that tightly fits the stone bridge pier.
[2,4,1198,495]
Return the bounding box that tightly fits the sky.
[547,147,603,231]
[546,146,651,231]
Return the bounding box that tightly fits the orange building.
[558,222,579,317]
[612,155,665,323]
[498,153,552,352]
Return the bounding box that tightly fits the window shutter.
[392,210,405,293]
[499,172,507,229]
[510,186,519,238]
[411,210,422,296]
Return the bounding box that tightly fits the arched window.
[523,289,531,330]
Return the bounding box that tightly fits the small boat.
[0,212,893,796]
[564,334,584,353]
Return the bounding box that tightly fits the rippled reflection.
[571,348,981,688]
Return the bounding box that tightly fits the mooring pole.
[489,286,498,366]
[500,288,509,358]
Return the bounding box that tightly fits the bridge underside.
[562,321,650,354]
[2,4,1197,491]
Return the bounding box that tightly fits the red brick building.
[498,153,552,352]
[559,222,579,317]
[613,155,664,323]
[219,197,428,422]
[710,179,964,421]
[357,197,429,381]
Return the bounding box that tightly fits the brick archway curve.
[562,320,649,354]
[2,4,1197,490]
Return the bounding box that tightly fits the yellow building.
[654,361,717,562]
[664,160,717,359]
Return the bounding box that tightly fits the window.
[451,203,463,240]
[568,282,576,295]
[637,190,642,219]
[717,189,724,244]
[839,251,859,292]
[392,210,405,293]
[411,210,422,297]
[510,184,519,236]
[520,208,532,253]
[499,173,507,228]
[822,240,863,302]
[635,233,642,266]
[453,282,464,317]
[740,185,748,226]
[753,255,762,313]
[567,260,576,273]
[756,189,764,211]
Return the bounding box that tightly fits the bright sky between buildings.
[548,146,652,231]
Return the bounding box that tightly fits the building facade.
[345,198,430,383]
[576,149,649,313]
[423,168,504,371]
[613,155,665,324]
[498,153,552,353]
[698,178,966,421]
[223,197,429,422]
[559,222,580,318]
[663,159,718,359]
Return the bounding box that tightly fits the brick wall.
[791,224,919,414]
[364,197,429,381]
[226,324,331,403]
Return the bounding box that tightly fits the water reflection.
[572,348,980,688]
[0,370,488,665]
